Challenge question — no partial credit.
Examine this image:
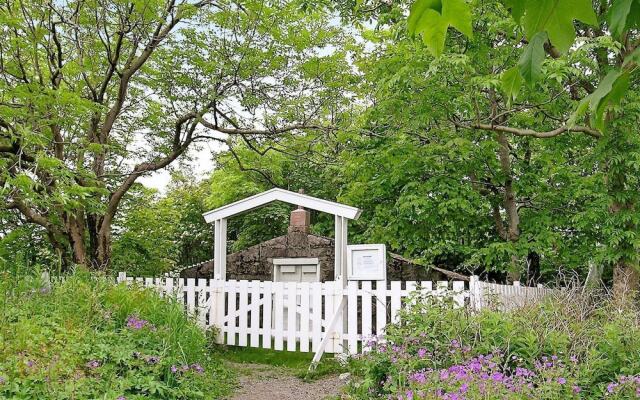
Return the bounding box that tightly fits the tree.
[405,0,640,295]
[0,0,348,269]
[110,173,214,275]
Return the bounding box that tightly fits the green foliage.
[111,176,214,275]
[346,293,640,399]
[0,270,234,399]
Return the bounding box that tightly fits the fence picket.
[197,278,208,327]
[390,281,401,323]
[300,282,310,352]
[375,281,387,338]
[452,281,465,308]
[347,281,358,354]
[311,282,322,352]
[262,281,273,349]
[250,281,260,348]
[361,281,372,352]
[226,280,237,346]
[238,280,249,347]
[273,282,284,351]
[286,282,297,352]
[186,278,196,316]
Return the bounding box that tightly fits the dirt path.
[226,363,345,400]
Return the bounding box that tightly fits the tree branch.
[451,120,602,139]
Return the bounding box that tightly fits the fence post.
[41,271,51,288]
[117,272,126,283]
[469,275,481,312]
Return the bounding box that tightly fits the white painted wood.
[405,281,417,309]
[226,280,237,346]
[390,281,402,323]
[197,278,208,327]
[214,279,225,343]
[165,277,174,300]
[332,280,344,353]
[324,281,335,353]
[361,281,372,351]
[262,281,273,349]
[250,281,261,348]
[203,188,361,222]
[311,282,322,352]
[347,281,358,354]
[273,282,284,351]
[286,282,297,351]
[452,281,465,308]
[309,295,345,370]
[375,281,387,337]
[186,278,196,316]
[238,280,249,346]
[300,282,310,352]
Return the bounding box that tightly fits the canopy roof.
[202,188,362,223]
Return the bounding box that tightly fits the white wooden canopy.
[202,188,362,284]
[203,188,361,223]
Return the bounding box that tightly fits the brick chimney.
[289,189,310,233]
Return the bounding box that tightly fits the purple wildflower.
[145,355,160,365]
[191,363,204,374]
[417,348,427,358]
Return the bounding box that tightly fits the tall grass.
[0,269,233,399]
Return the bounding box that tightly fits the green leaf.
[504,0,527,23]
[522,0,598,53]
[608,0,634,39]
[442,0,473,38]
[594,71,629,130]
[417,9,450,56]
[407,0,442,37]
[622,46,640,68]
[517,31,547,84]
[578,70,630,130]
[501,66,522,105]
[407,0,473,57]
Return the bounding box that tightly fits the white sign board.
[347,244,386,281]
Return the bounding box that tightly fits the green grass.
[215,345,345,381]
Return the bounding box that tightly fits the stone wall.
[180,231,336,281]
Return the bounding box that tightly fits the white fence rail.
[116,273,558,355]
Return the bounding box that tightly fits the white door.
[272,260,320,333]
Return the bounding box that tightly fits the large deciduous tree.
[0,0,347,269]
[403,0,640,295]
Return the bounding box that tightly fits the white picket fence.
[116,273,467,355]
[469,276,558,311]
[116,273,558,356]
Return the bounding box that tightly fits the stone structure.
[180,206,463,282]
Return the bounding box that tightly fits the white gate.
[117,273,467,354]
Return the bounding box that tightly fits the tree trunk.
[67,214,88,265]
[95,224,112,270]
[496,132,522,282]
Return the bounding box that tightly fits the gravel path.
[226,363,345,400]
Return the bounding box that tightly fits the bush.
[345,290,640,399]
[0,270,233,399]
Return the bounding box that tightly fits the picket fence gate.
[116,273,467,356]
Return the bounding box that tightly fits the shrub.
[345,290,640,399]
[0,270,233,399]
